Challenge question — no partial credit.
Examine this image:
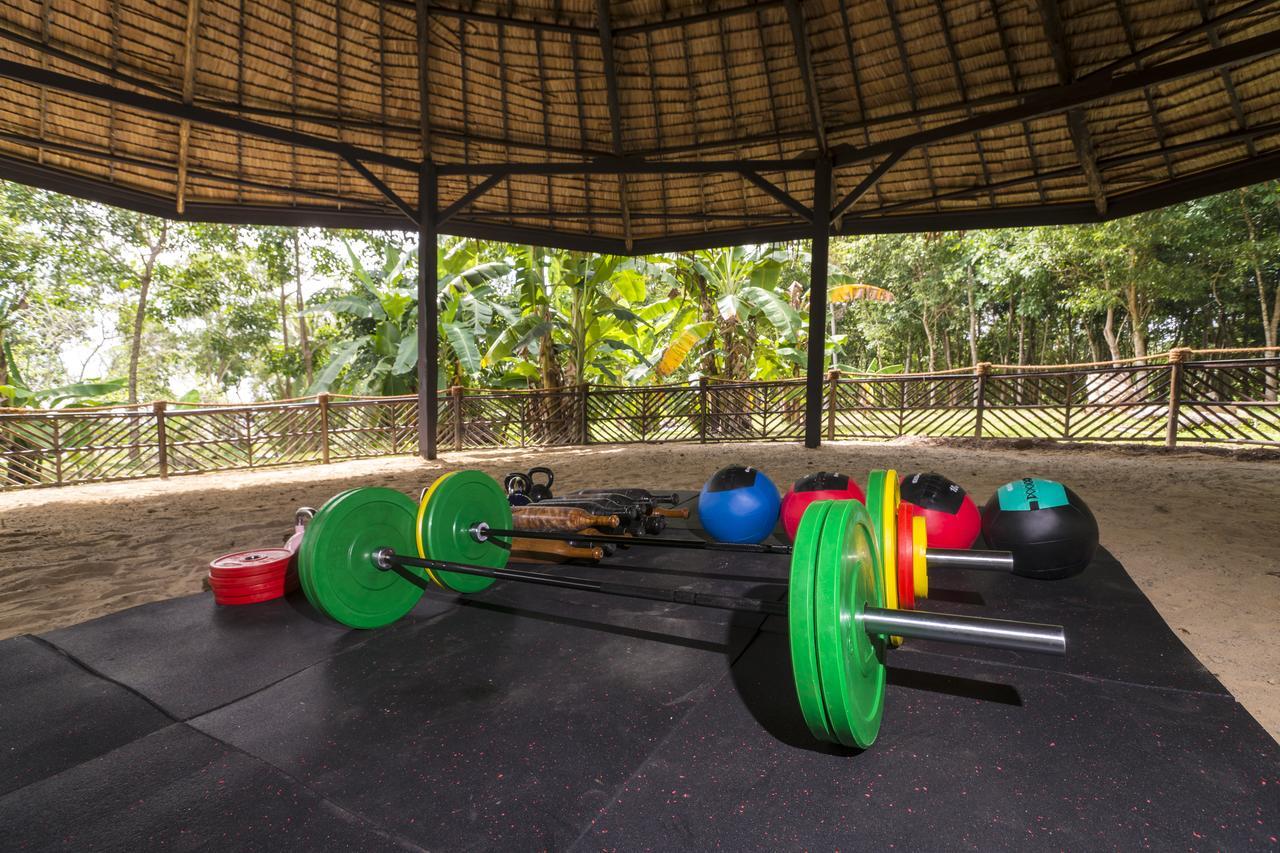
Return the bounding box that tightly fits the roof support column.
[417,161,439,460]
[804,158,831,449]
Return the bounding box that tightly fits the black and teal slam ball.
[981,478,1098,579]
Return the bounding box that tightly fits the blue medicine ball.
[698,466,781,544]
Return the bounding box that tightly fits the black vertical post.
[417,161,439,460]
[804,159,832,449]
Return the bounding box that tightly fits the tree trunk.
[294,230,313,389]
[128,221,169,405]
[1086,322,1102,362]
[279,276,293,398]
[1239,189,1278,350]
[966,265,979,365]
[1102,304,1122,364]
[921,309,936,372]
[941,321,953,370]
[1125,282,1148,362]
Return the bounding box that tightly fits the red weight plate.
[213,586,287,605]
[208,575,291,596]
[896,502,916,609]
[210,548,293,573]
[209,563,294,584]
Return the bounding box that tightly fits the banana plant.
[306,240,510,394]
[482,248,652,387]
[659,245,798,380]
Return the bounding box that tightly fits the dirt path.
[1,441,1276,737]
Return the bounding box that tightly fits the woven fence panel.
[984,371,1074,439]
[1060,365,1168,442]
[246,403,324,466]
[1178,358,1280,444]
[328,399,415,460]
[165,408,249,473]
[0,414,61,486]
[457,391,581,448]
[586,386,700,443]
[704,380,806,441]
[901,375,978,437]
[830,379,901,439]
[58,411,161,483]
[0,410,161,486]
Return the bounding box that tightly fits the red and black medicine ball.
[899,472,981,549]
[781,471,866,542]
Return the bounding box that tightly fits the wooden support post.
[244,409,253,468]
[1166,347,1190,447]
[452,385,464,452]
[804,159,832,449]
[699,376,709,443]
[579,382,590,445]
[417,162,439,459]
[825,369,839,441]
[1063,370,1074,439]
[974,362,990,439]
[51,416,63,484]
[153,401,167,478]
[389,401,398,454]
[318,393,331,463]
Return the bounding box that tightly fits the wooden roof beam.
[783,0,827,153]
[597,0,634,249]
[829,29,1280,167]
[1036,0,1108,215]
[1192,0,1257,156]
[174,0,200,214]
[742,170,814,220]
[0,57,421,172]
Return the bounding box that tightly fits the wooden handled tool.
[512,506,621,532]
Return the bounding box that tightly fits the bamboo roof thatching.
[0,0,1278,252]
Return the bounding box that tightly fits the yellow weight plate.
[879,469,900,612]
[415,472,455,589]
[912,514,929,599]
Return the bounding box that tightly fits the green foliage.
[2,178,1279,404]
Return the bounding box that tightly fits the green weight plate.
[298,487,359,616]
[300,487,425,629]
[787,499,836,745]
[863,469,885,598]
[814,499,886,749]
[416,470,511,592]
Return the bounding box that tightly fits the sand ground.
[1,440,1277,738]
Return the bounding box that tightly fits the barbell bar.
[371,547,1064,656]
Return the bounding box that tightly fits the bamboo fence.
[2,348,1277,490]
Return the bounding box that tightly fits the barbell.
[297,471,1067,748]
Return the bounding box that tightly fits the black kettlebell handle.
[528,467,554,488]
[504,472,532,496]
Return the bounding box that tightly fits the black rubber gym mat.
[892,544,1230,695]
[2,489,1275,850]
[190,583,764,850]
[0,724,408,850]
[40,587,458,719]
[0,635,170,796]
[574,633,1279,850]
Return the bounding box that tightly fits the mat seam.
[179,722,430,852]
[894,644,1241,703]
[26,633,181,723]
[565,615,769,851]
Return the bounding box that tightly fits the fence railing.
[3,350,1277,489]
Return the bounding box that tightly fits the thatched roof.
[0,0,1278,252]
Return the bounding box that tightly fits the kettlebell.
[504,472,533,506]
[527,467,555,502]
